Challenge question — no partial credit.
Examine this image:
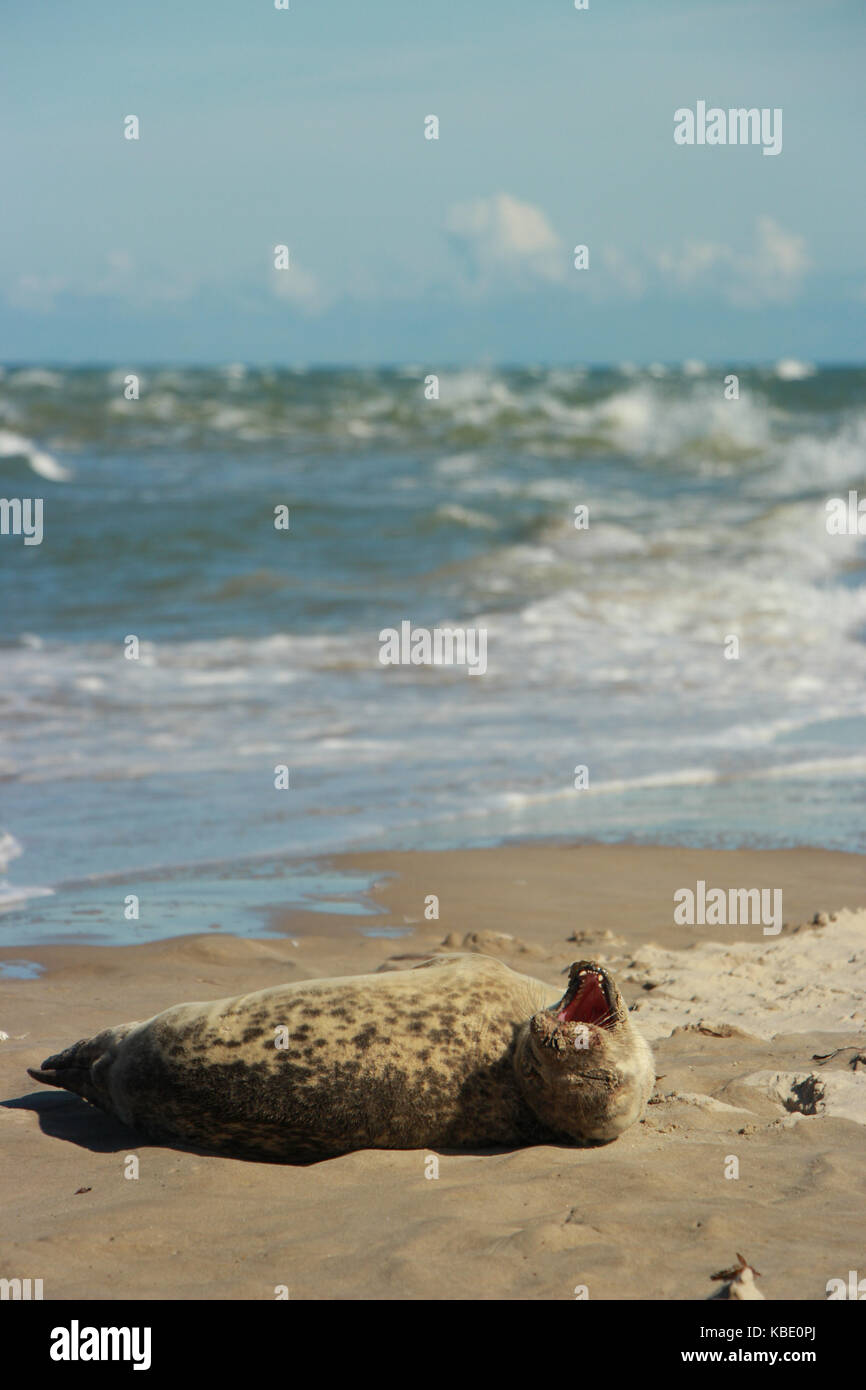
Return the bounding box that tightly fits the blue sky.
[1,0,864,364]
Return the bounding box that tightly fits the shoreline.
[3,840,865,959]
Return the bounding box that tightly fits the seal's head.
[515,960,654,1144]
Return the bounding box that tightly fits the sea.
[1,362,864,947]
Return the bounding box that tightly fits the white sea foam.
[0,831,23,873]
[9,369,64,389]
[750,411,866,497]
[0,831,53,912]
[774,358,816,381]
[0,882,55,911]
[0,430,71,481]
[434,503,498,529]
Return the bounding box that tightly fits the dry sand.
[2,843,865,1301]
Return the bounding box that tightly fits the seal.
[28,953,654,1160]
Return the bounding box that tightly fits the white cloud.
[270,260,330,313]
[446,193,566,286]
[600,246,645,297]
[5,251,197,312]
[6,273,67,313]
[440,202,809,308]
[657,240,730,283]
[656,217,810,304]
[750,216,810,297]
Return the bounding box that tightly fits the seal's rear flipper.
[27,1039,105,1105]
[27,1065,68,1088]
[27,1026,135,1107]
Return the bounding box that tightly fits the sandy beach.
[2,842,865,1301]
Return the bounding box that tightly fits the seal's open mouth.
[529,960,622,1056]
[556,964,615,1030]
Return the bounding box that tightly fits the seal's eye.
[557,970,612,1029]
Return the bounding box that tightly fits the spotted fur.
[27,954,654,1161]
